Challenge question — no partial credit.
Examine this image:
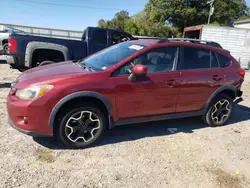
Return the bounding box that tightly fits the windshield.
[80,42,145,71]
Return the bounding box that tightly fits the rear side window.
[178,47,211,70]
[216,53,231,68]
[93,29,107,45]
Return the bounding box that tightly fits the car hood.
[16,61,90,85]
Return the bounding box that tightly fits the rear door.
[176,46,225,112]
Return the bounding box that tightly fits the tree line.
[97,0,249,37]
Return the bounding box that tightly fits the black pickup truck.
[6,27,135,71]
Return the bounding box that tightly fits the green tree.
[97,10,177,38]
[145,0,249,30]
[97,11,129,30]
[110,10,130,30]
[213,0,249,25]
[97,0,249,38]
[124,19,139,35]
[97,19,107,28]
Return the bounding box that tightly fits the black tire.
[17,68,27,72]
[39,60,55,66]
[202,94,233,127]
[55,103,107,149]
[3,43,8,54]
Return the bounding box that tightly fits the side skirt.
[113,110,206,127]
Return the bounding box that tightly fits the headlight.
[15,85,53,100]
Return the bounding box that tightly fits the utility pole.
[207,0,215,24]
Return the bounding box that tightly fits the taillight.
[8,38,17,53]
[238,68,245,79]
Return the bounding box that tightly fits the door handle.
[165,79,178,87]
[212,75,223,81]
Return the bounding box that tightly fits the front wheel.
[203,94,233,127]
[55,103,107,149]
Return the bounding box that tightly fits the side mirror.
[132,64,148,76]
[128,64,148,82]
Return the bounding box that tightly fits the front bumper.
[8,118,50,137]
[7,94,53,137]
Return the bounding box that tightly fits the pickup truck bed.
[6,27,135,71]
[7,33,86,70]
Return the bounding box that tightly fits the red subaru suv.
[7,38,245,149]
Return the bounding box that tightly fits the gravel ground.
[0,55,250,188]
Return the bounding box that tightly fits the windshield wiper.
[80,62,93,72]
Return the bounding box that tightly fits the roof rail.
[131,36,164,40]
[158,38,223,49]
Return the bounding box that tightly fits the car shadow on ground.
[0,82,11,88]
[33,104,250,150]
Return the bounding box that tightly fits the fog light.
[23,117,28,125]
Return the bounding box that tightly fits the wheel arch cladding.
[25,41,70,67]
[2,39,8,44]
[204,85,236,110]
[48,91,112,129]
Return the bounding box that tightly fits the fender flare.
[204,85,237,111]
[2,39,8,44]
[48,91,113,129]
[25,41,70,67]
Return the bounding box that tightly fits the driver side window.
[112,47,178,76]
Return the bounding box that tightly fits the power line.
[12,0,135,11]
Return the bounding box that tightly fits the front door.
[110,46,181,119]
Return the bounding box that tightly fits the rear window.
[216,53,231,68]
[93,29,107,45]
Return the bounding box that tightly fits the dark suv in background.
[7,38,245,149]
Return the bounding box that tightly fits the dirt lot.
[0,55,250,188]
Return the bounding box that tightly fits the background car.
[0,25,25,54]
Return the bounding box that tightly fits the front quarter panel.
[44,73,117,127]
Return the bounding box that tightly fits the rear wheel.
[55,103,107,149]
[203,94,233,127]
[3,43,8,54]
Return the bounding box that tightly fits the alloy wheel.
[65,111,101,143]
[211,99,231,124]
